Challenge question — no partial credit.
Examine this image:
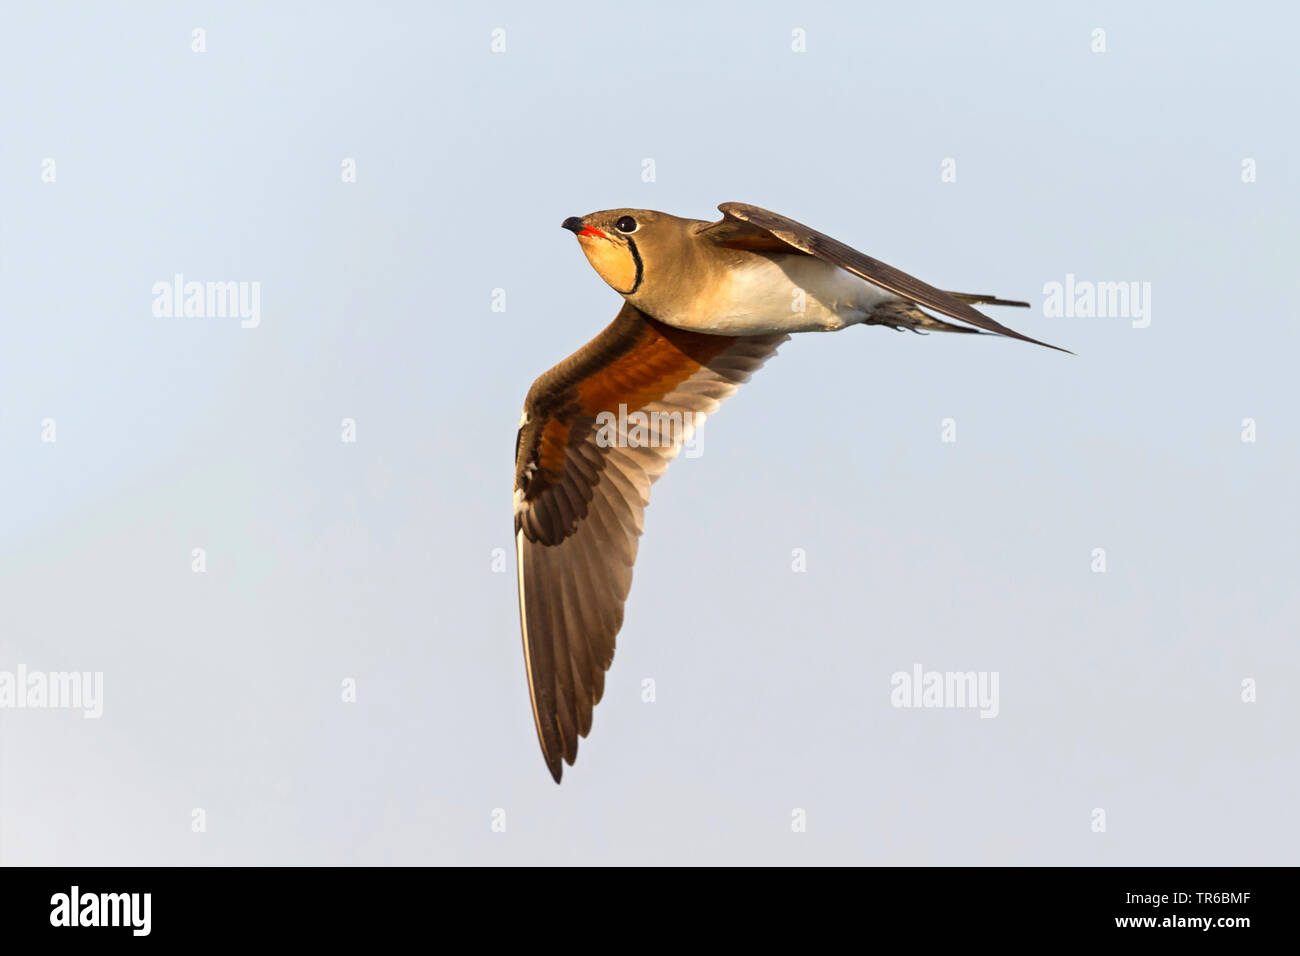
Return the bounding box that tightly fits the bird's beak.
[562,216,607,239]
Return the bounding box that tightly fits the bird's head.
[561,208,696,305]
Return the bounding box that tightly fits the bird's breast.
[656,253,897,335]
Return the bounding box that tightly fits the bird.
[514,202,1066,782]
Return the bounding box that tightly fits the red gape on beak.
[562,216,607,239]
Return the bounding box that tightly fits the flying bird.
[514,202,1066,782]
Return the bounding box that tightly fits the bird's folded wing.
[704,202,1069,353]
[514,302,786,781]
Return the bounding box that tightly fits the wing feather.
[514,302,785,781]
[707,202,1070,353]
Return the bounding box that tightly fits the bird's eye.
[614,216,638,234]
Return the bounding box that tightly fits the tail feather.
[866,303,987,335]
[947,292,1030,308]
[866,293,1069,352]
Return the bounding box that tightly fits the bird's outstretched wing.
[514,302,786,781]
[701,202,1070,354]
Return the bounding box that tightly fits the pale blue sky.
[1,1,1296,864]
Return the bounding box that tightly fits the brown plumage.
[515,303,785,780]
[516,203,1067,782]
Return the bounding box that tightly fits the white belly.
[664,254,898,335]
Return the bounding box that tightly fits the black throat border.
[621,237,644,295]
